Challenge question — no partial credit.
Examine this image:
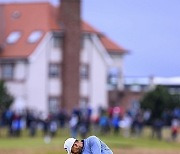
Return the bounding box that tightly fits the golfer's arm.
[90,137,101,153]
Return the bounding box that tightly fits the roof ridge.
[0,1,51,5]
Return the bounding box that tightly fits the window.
[49,97,59,113]
[82,33,91,48]
[6,31,21,44]
[80,97,89,108]
[80,64,89,79]
[49,63,60,78]
[1,63,14,80]
[53,36,62,48]
[130,84,142,92]
[169,88,177,95]
[28,30,43,43]
[107,67,119,87]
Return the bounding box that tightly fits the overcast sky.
[1,0,180,77]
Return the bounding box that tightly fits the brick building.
[0,1,127,116]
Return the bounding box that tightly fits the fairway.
[0,128,180,154]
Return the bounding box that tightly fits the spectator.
[69,113,79,138]
[171,118,179,141]
[111,114,120,135]
[152,119,164,140]
[49,120,58,137]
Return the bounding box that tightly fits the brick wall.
[60,0,81,113]
[109,90,144,111]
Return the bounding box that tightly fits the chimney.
[60,0,81,113]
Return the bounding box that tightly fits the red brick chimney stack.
[60,0,81,113]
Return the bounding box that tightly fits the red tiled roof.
[0,2,126,58]
[99,34,127,54]
[81,22,127,53]
[0,2,56,58]
[82,21,99,34]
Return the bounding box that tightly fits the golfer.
[64,135,113,154]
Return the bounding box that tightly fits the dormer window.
[6,31,21,44]
[28,30,43,43]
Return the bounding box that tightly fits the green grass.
[0,127,179,154]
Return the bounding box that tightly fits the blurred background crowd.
[0,106,179,142]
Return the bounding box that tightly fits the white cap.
[64,138,76,154]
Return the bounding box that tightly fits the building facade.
[0,2,127,116]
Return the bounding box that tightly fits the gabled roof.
[0,3,54,58]
[82,21,99,34]
[99,34,127,54]
[0,2,127,59]
[82,22,127,54]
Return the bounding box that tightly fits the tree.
[0,80,14,115]
[140,85,179,120]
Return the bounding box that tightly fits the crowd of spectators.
[0,107,179,141]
